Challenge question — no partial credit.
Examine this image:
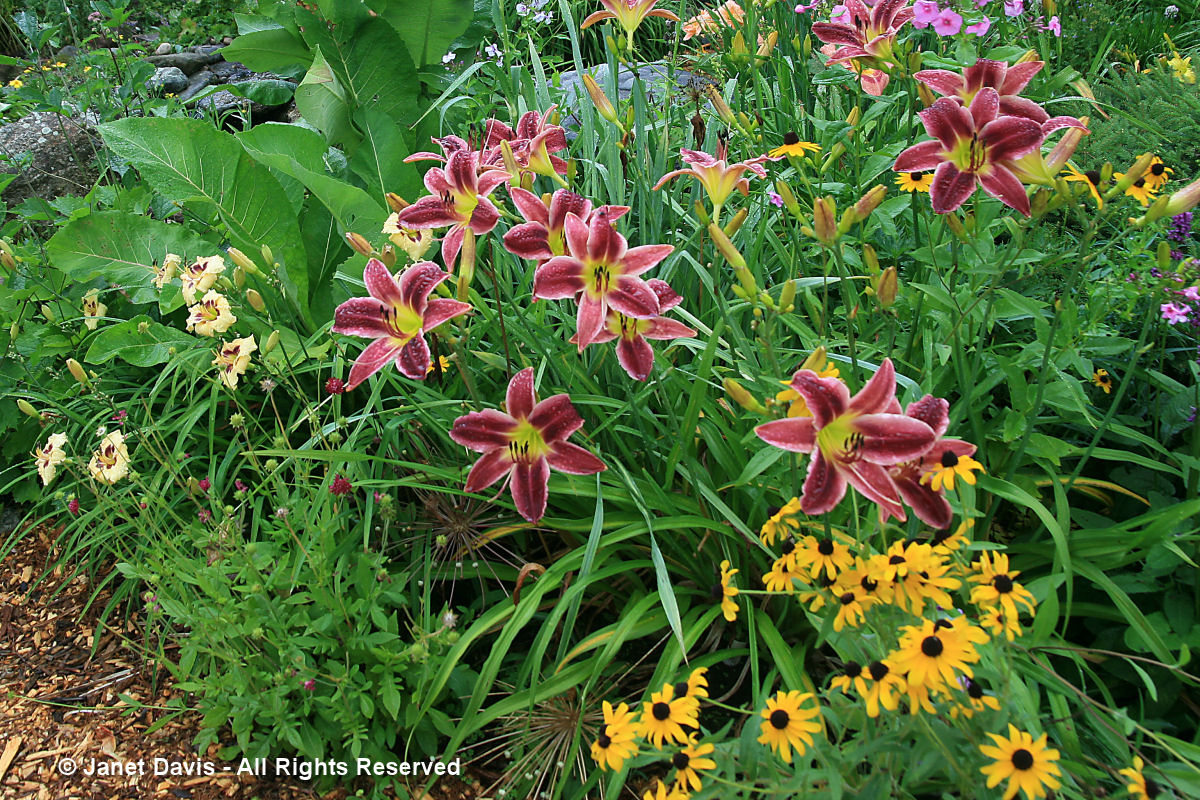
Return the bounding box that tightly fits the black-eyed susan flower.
[830,661,869,697]
[979,725,1063,800]
[980,606,1024,641]
[1091,368,1113,394]
[639,683,699,749]
[895,170,933,193]
[890,617,989,691]
[591,701,640,770]
[793,533,853,580]
[714,560,739,621]
[768,132,821,160]
[757,691,821,763]
[763,555,802,593]
[1119,757,1162,800]
[831,587,876,631]
[759,497,802,545]
[1143,156,1174,191]
[642,779,689,800]
[969,552,1037,622]
[798,572,837,611]
[890,546,961,614]
[670,734,717,792]
[922,448,985,493]
[901,676,939,715]
[674,667,709,704]
[1061,163,1104,208]
[1114,173,1158,206]
[861,659,907,717]
[950,677,1002,719]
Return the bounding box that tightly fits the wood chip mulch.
[0,523,483,800]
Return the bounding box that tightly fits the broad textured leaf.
[227,79,297,106]
[85,316,198,367]
[368,0,474,67]
[349,108,421,202]
[98,117,310,322]
[220,27,310,78]
[295,48,358,149]
[46,211,212,310]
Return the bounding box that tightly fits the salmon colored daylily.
[331,259,472,390]
[449,368,606,522]
[533,210,673,351]
[893,89,1045,215]
[652,142,769,221]
[755,359,939,521]
[581,0,681,50]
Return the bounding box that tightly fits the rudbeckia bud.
[917,82,936,108]
[708,223,747,270]
[582,74,618,124]
[263,330,279,354]
[17,399,39,418]
[346,232,374,257]
[862,243,879,273]
[1157,240,1173,268]
[67,357,88,385]
[385,193,409,213]
[1163,176,1200,216]
[725,207,749,236]
[706,86,737,127]
[779,279,796,313]
[723,377,765,413]
[246,288,266,312]
[775,179,802,217]
[813,196,838,246]
[876,266,898,309]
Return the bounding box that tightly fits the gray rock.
[192,44,224,57]
[0,112,100,204]
[147,66,189,95]
[54,45,81,64]
[177,69,215,103]
[144,51,219,76]
[155,41,173,56]
[554,61,713,134]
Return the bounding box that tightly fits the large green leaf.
[368,0,473,67]
[349,108,422,203]
[46,211,211,310]
[98,117,310,323]
[85,316,198,367]
[220,27,311,79]
[294,48,358,150]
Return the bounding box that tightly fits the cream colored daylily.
[82,289,107,330]
[383,213,435,261]
[180,255,225,304]
[89,430,130,484]
[154,253,183,289]
[34,432,68,485]
[213,335,257,388]
[187,290,236,337]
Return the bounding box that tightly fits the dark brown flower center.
[868,660,889,680]
[994,574,1014,593]
[940,450,959,468]
[781,539,796,556]
[1011,748,1035,770]
[652,701,671,720]
[1145,777,1161,798]
[967,680,984,699]
[860,575,878,592]
[844,661,862,678]
[839,591,856,605]
[1152,163,1166,175]
[784,131,800,145]
[675,681,689,698]
[597,732,612,748]
[672,751,690,770]
[920,636,944,657]
[817,538,835,556]
[889,555,906,565]
[1134,178,1146,188]
[769,709,790,729]
[934,619,953,630]
[1084,169,1101,184]
[909,171,926,180]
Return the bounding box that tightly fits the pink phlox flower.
[1161,302,1192,324]
[913,0,940,28]
[932,8,962,35]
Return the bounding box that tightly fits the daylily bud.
[263,330,279,354]
[731,284,750,300]
[725,207,748,236]
[813,197,838,246]
[800,347,828,372]
[582,74,619,124]
[736,111,753,131]
[499,139,521,184]
[346,232,373,257]
[775,179,802,217]
[757,31,778,58]
[708,223,747,270]
[1157,241,1172,268]
[803,34,812,59]
[457,229,477,302]
[261,244,274,266]
[1016,49,1040,64]
[17,399,39,418]
[845,106,861,128]
[379,243,397,269]
[723,377,766,413]
[1110,152,1155,196]
[246,289,265,312]
[41,304,54,321]
[944,213,969,243]
[67,358,88,385]
[9,321,18,339]
[693,200,711,227]
[233,266,245,288]
[226,247,261,276]
[1045,0,1056,15]
[730,31,750,63]
[1142,193,1172,224]
[1032,188,1050,216]
[917,82,936,108]
[1163,176,1200,217]
[0,239,14,271]
[847,184,886,228]
[734,266,759,297]
[907,51,923,71]
[821,142,846,172]
[759,291,777,311]
[876,266,898,309]
[779,279,796,313]
[385,193,409,213]
[862,243,879,273]
[706,86,736,127]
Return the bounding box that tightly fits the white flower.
[187,290,237,337]
[34,432,68,486]
[82,289,107,330]
[1165,4,1179,17]
[180,255,225,305]
[89,430,130,485]
[442,50,456,64]
[484,42,503,60]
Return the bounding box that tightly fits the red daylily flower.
[484,106,570,179]
[811,0,915,66]
[581,0,682,49]
[886,395,978,529]
[572,279,696,381]
[331,259,472,390]
[533,210,673,351]
[754,359,939,521]
[393,149,511,268]
[652,142,769,218]
[893,89,1045,215]
[503,187,630,262]
[449,368,606,522]
[819,43,891,95]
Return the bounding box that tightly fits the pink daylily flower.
[893,89,1045,215]
[652,142,769,218]
[573,279,697,381]
[755,359,939,521]
[811,0,916,66]
[393,149,511,268]
[484,106,570,179]
[449,368,606,522]
[533,210,673,351]
[581,0,682,49]
[503,187,630,262]
[331,259,472,390]
[887,395,979,528]
[916,58,1052,123]
[819,43,892,95]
